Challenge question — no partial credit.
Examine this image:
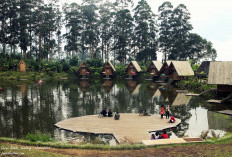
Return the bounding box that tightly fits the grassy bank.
[0,132,231,150]
[0,71,70,82]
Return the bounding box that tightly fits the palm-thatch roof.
[166,61,172,66]
[107,61,116,72]
[149,61,163,71]
[170,61,194,76]
[77,61,90,72]
[208,61,232,85]
[130,61,142,72]
[196,61,211,77]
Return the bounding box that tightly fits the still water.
[0,78,231,142]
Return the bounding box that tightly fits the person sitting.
[161,130,168,139]
[101,108,107,117]
[139,110,143,116]
[169,116,176,123]
[143,110,149,116]
[114,112,120,120]
[155,132,161,139]
[108,109,113,117]
[150,134,155,140]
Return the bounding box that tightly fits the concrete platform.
[141,138,203,146]
[55,113,181,144]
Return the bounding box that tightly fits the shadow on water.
[0,78,231,143]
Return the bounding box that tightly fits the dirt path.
[1,142,232,157]
[43,143,232,157]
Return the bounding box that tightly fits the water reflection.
[0,79,231,142]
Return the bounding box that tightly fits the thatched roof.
[106,61,116,72]
[132,84,141,95]
[208,61,232,85]
[151,61,163,71]
[170,61,194,76]
[77,61,90,72]
[152,89,161,99]
[166,61,172,66]
[172,93,191,106]
[196,61,211,77]
[130,61,142,72]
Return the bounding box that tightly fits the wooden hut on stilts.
[159,61,172,79]
[146,61,162,80]
[196,61,211,78]
[166,61,194,81]
[102,61,116,79]
[125,61,142,79]
[206,61,232,103]
[77,62,91,79]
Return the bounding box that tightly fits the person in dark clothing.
[108,109,113,117]
[101,108,107,117]
[114,112,120,120]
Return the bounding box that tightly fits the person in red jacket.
[170,116,176,123]
[160,105,164,119]
[161,130,168,139]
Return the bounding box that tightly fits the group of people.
[160,105,176,123]
[150,130,169,140]
[100,108,120,120]
[139,110,151,116]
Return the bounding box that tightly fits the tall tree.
[133,0,157,62]
[0,0,9,54]
[63,3,83,58]
[112,9,134,64]
[169,4,193,60]
[158,1,173,62]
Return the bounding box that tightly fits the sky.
[61,0,232,61]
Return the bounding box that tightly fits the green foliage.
[25,133,52,142]
[115,64,127,77]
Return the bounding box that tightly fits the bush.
[25,133,52,142]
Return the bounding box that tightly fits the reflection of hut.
[126,81,141,95]
[102,80,114,93]
[166,61,194,81]
[172,93,191,106]
[159,61,172,78]
[19,60,26,72]
[126,61,142,79]
[77,62,91,79]
[102,61,116,79]
[147,61,162,78]
[196,61,211,78]
[208,61,232,92]
[20,83,27,97]
[78,81,90,93]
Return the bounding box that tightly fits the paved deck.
[55,113,181,144]
[141,138,203,146]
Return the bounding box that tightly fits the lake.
[0,78,231,143]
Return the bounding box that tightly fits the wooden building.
[171,93,191,106]
[77,62,91,79]
[102,80,114,93]
[147,61,162,78]
[126,61,142,79]
[78,80,90,93]
[196,61,211,78]
[159,61,172,78]
[166,61,194,81]
[126,81,141,95]
[208,61,232,92]
[102,61,116,79]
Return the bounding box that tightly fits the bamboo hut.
[196,61,211,78]
[19,60,26,72]
[166,61,194,81]
[102,61,116,79]
[147,61,162,78]
[208,61,232,91]
[159,61,172,78]
[126,61,142,79]
[77,62,91,79]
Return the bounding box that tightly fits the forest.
[0,0,217,72]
